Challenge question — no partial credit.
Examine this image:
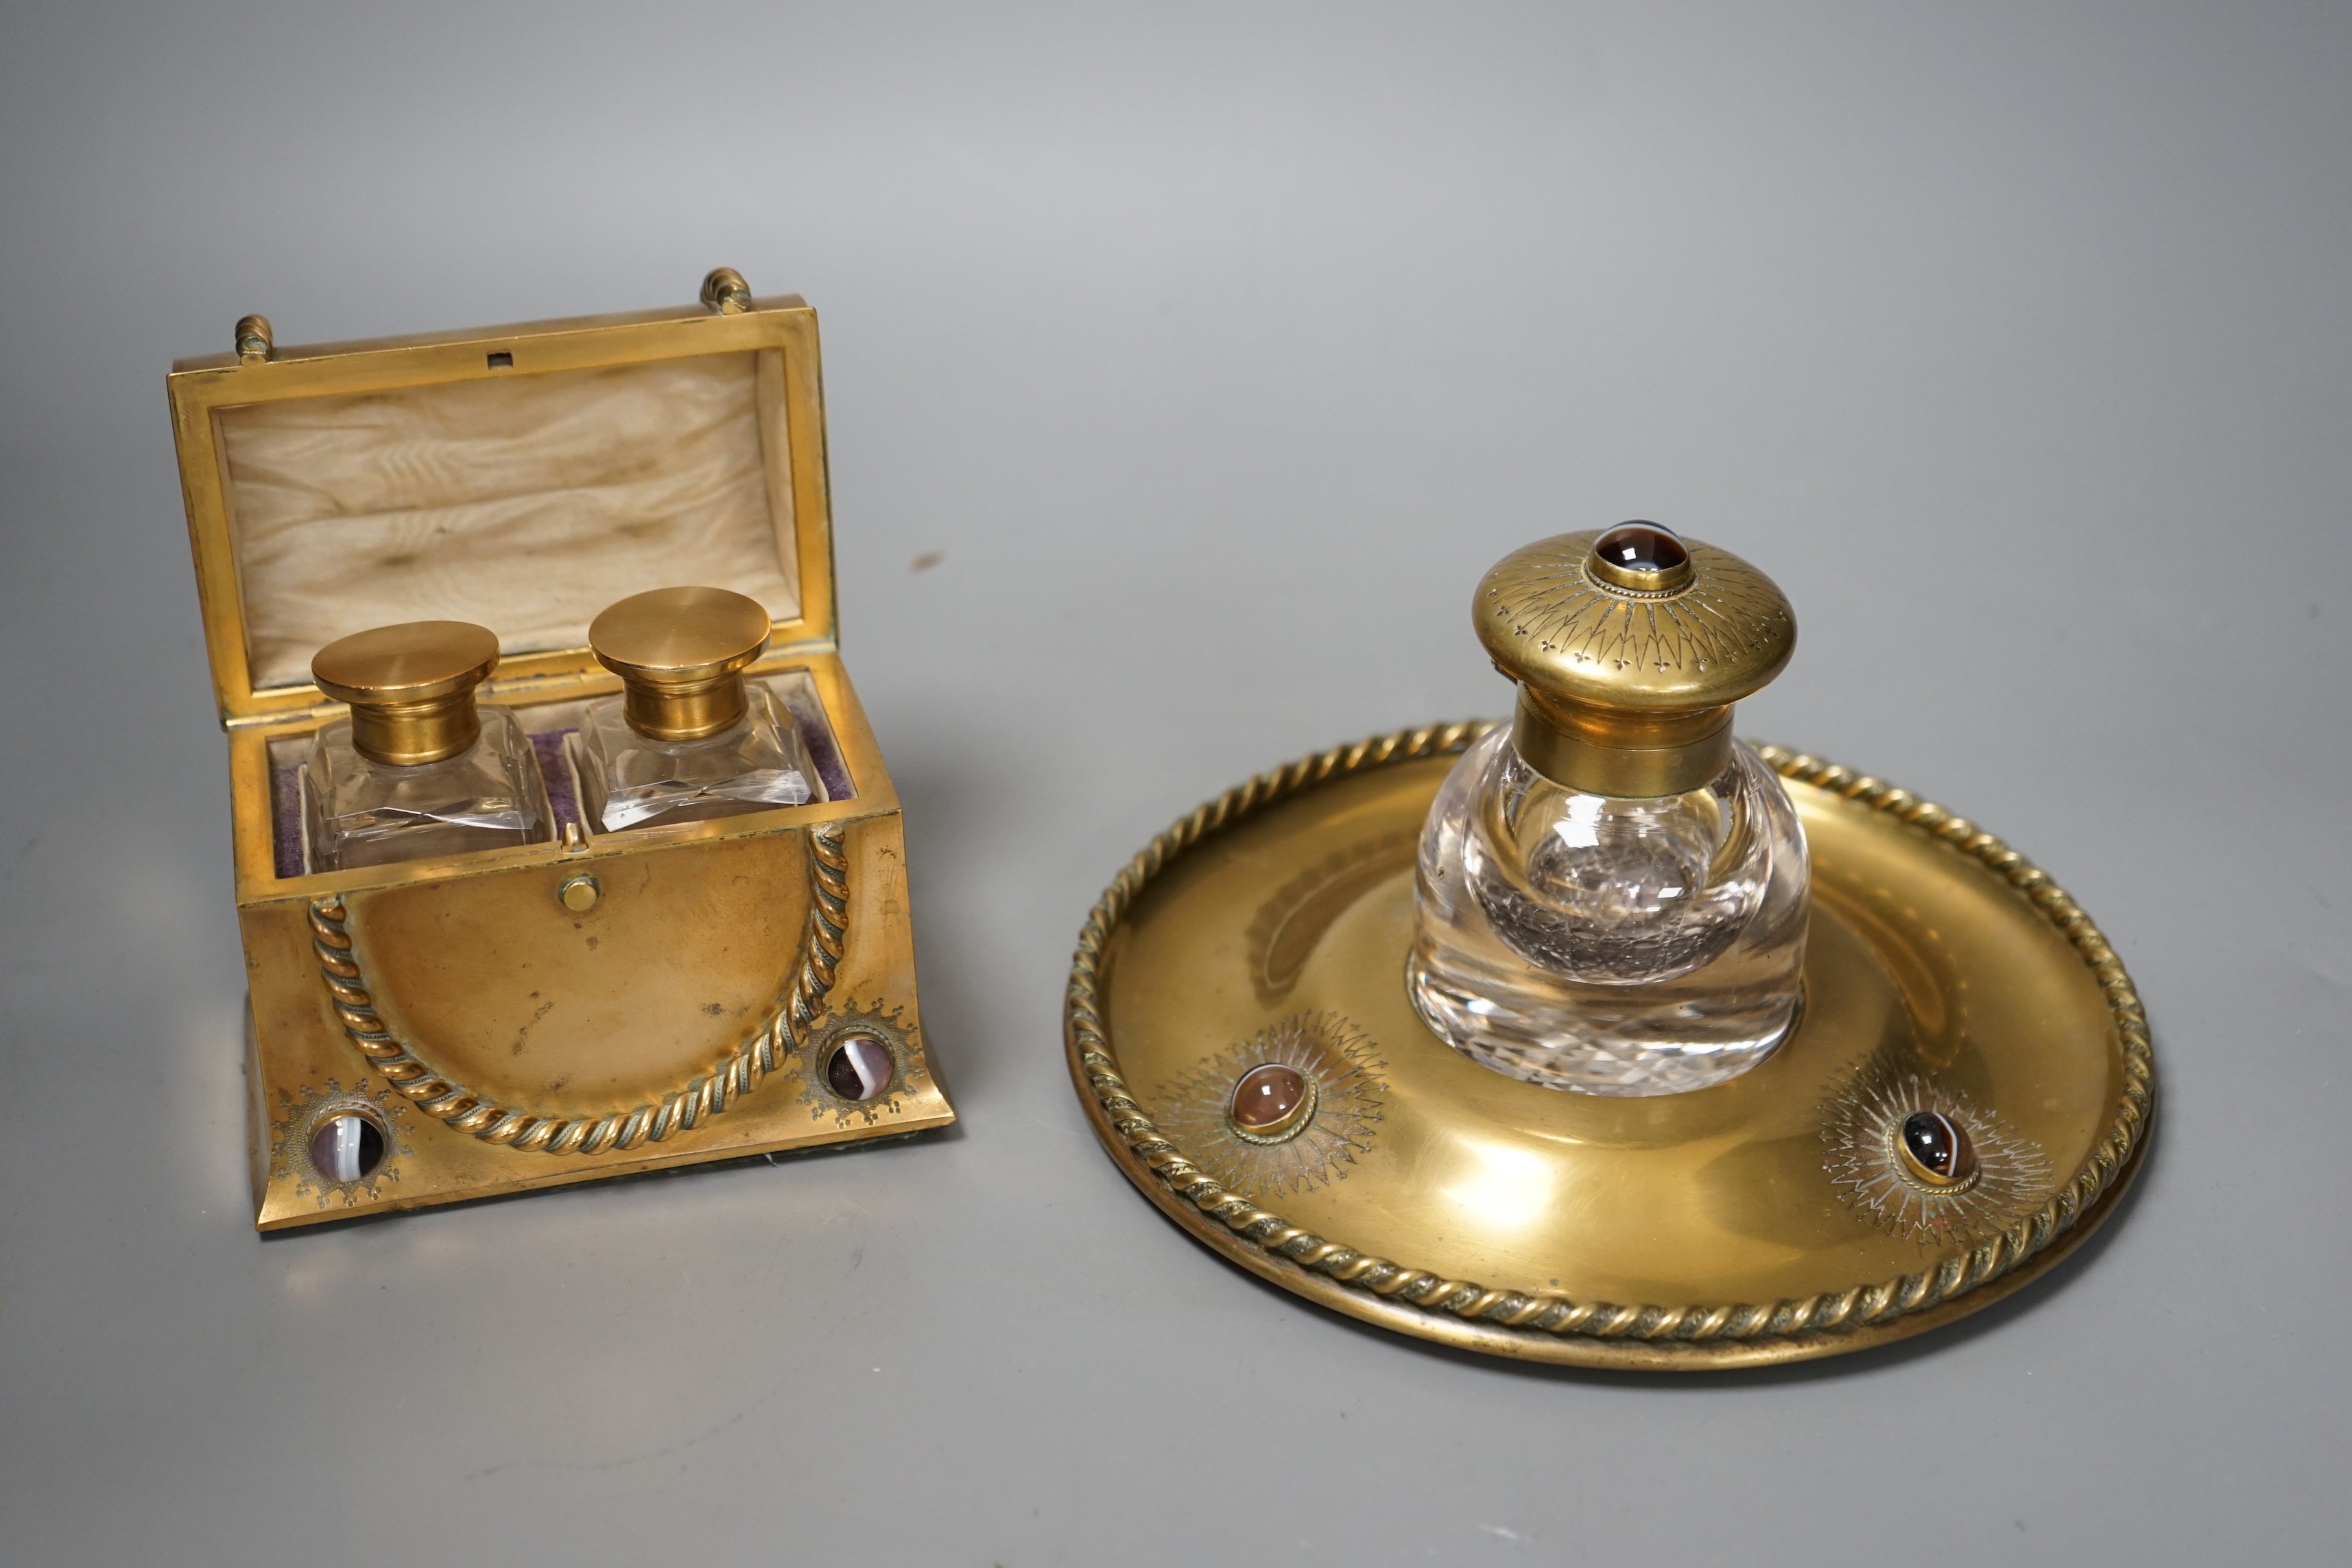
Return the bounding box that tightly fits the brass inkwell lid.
[1066,523,2152,1369]
[311,620,502,766]
[589,585,774,741]
[1477,522,1794,796]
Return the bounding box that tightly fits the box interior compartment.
[216,351,801,691]
[264,669,851,879]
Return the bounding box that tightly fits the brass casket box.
[170,270,954,1232]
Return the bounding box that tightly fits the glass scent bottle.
[1407,523,1810,1095]
[304,621,554,872]
[575,585,820,833]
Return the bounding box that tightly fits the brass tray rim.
[1064,721,2156,1370]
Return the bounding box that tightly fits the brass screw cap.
[1475,523,1796,797]
[311,621,501,766]
[589,586,772,741]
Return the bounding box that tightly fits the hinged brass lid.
[1475,524,1796,796]
[167,268,839,729]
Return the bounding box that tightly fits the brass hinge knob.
[700,268,755,315]
[234,313,274,363]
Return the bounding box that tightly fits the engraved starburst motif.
[1484,538,1792,677]
[1152,1012,1386,1199]
[796,999,930,1128]
[1820,1058,2052,1247]
[268,1076,414,1208]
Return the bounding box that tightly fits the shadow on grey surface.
[254,1119,966,1240]
[871,706,1036,1109]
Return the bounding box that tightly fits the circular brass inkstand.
[1067,526,2152,1369]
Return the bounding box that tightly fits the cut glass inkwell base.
[577,682,816,831]
[1408,729,1807,1095]
[1065,519,2154,1368]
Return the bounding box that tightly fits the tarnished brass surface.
[346,831,818,1110]
[1067,725,2152,1368]
[247,783,951,1230]
[1478,529,1795,796]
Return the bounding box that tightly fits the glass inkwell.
[1064,519,2154,1370]
[304,620,554,872]
[574,586,822,833]
[1407,523,1808,1095]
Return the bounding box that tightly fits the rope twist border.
[1065,723,2154,1346]
[311,820,850,1156]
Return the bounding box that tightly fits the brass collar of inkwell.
[311,621,502,765]
[589,586,773,741]
[1475,522,1798,797]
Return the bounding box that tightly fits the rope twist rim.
[313,820,851,1156]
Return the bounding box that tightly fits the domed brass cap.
[1475,523,1796,796]
[589,586,772,741]
[311,621,502,766]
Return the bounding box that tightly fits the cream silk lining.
[218,352,800,691]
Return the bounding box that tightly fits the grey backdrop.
[3,3,2347,1563]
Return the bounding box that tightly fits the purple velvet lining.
[778,685,856,803]
[267,692,856,878]
[530,729,585,835]
[270,759,305,879]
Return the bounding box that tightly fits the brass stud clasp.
[558,874,601,914]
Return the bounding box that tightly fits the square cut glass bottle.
[575,682,818,833]
[300,619,554,873]
[305,707,552,871]
[574,584,820,835]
